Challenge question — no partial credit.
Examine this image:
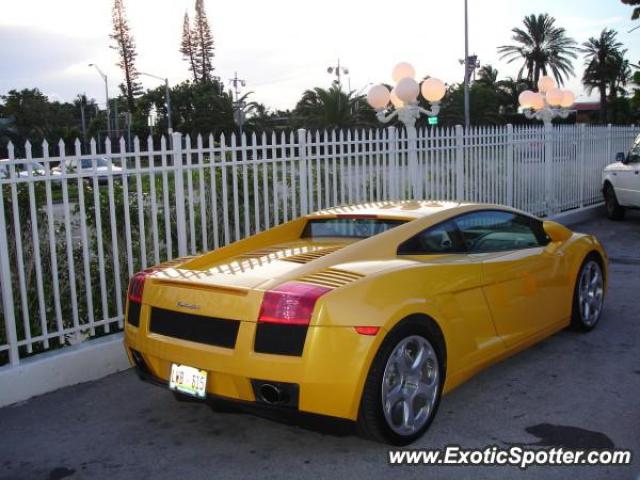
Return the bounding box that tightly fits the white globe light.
[530,92,545,111]
[366,84,390,110]
[537,75,556,93]
[392,62,415,82]
[518,90,535,108]
[546,88,564,107]
[559,90,575,108]
[421,78,446,102]
[395,77,419,103]
[390,89,404,109]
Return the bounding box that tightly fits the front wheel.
[604,184,625,220]
[357,323,444,445]
[571,256,605,331]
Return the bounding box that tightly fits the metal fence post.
[578,123,586,208]
[506,124,514,207]
[0,143,19,365]
[172,131,188,257]
[544,123,554,216]
[387,126,397,200]
[455,125,465,201]
[297,128,309,215]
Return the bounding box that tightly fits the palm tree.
[476,65,499,89]
[498,13,578,86]
[581,29,625,122]
[293,86,375,129]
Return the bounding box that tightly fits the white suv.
[602,134,640,220]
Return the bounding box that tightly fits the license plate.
[169,364,207,399]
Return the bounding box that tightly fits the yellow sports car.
[124,201,607,444]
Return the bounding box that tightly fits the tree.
[498,13,578,86]
[110,0,142,113]
[192,0,215,82]
[476,65,499,89]
[581,29,624,122]
[180,12,198,82]
[621,0,640,20]
[292,86,375,129]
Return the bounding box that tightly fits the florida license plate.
[169,364,207,398]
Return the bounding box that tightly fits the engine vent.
[281,246,342,264]
[297,268,364,288]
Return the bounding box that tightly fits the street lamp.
[518,75,576,127]
[88,63,111,138]
[140,72,173,134]
[327,59,349,90]
[367,62,446,198]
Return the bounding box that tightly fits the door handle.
[635,171,639,175]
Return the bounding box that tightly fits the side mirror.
[615,152,626,163]
[543,221,573,243]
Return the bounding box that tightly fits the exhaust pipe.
[259,383,287,405]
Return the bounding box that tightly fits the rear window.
[301,217,406,239]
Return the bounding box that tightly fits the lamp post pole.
[140,72,173,134]
[463,0,470,129]
[89,64,111,139]
[367,63,447,199]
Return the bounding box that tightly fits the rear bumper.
[131,363,355,435]
[123,304,382,421]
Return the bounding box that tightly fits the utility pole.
[229,72,247,135]
[78,94,87,148]
[463,0,470,129]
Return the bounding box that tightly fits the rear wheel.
[357,321,444,445]
[571,255,605,331]
[604,184,625,220]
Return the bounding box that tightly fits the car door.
[618,140,640,206]
[453,210,566,347]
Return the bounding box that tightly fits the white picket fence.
[0,123,637,367]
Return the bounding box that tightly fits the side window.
[398,220,466,255]
[454,211,549,253]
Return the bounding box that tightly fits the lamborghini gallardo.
[124,201,607,444]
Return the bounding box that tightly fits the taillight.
[258,282,331,326]
[127,271,148,303]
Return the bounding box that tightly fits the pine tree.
[110,0,142,113]
[193,0,215,82]
[180,12,198,82]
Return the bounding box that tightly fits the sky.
[0,0,638,112]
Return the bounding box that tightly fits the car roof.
[307,200,471,220]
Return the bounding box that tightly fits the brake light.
[354,326,380,336]
[258,282,331,326]
[127,271,148,303]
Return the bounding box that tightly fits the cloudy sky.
[0,0,638,111]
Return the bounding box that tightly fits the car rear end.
[123,256,384,422]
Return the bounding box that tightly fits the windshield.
[301,217,406,239]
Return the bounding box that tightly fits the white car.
[54,157,123,183]
[602,134,640,220]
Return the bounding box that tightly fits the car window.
[454,210,549,253]
[301,218,406,239]
[629,136,640,162]
[397,220,466,255]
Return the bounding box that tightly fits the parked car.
[0,160,60,178]
[124,201,607,444]
[602,134,640,220]
[54,157,123,183]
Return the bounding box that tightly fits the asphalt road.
[1,211,639,480]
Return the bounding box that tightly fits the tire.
[570,254,605,332]
[604,183,625,220]
[357,318,445,445]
